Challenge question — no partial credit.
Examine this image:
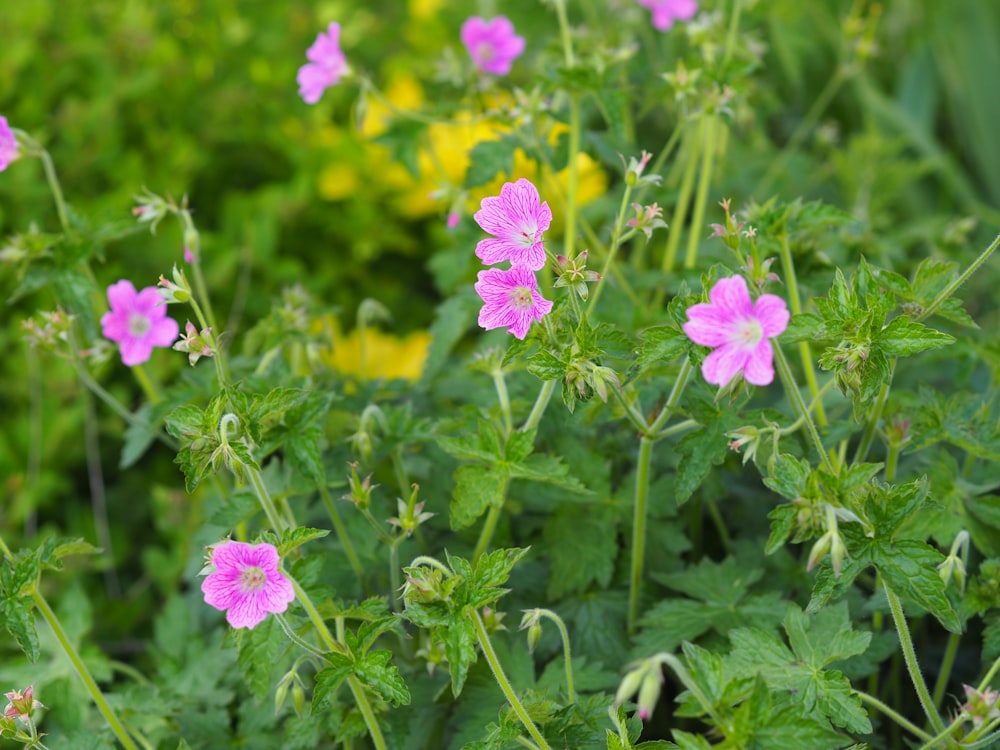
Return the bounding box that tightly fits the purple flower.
[201,541,295,630]
[637,0,698,31]
[474,178,552,271]
[100,280,180,366]
[298,22,348,105]
[0,116,19,172]
[461,16,526,76]
[683,275,789,386]
[475,266,553,340]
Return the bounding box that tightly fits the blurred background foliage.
[1,0,999,741]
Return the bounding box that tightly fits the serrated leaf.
[355,650,410,707]
[877,316,954,356]
[657,557,762,606]
[508,453,588,492]
[284,425,326,486]
[0,596,39,663]
[443,615,478,696]
[765,504,798,554]
[450,464,507,530]
[277,527,330,557]
[237,615,281,700]
[505,429,536,463]
[764,454,811,501]
[784,604,871,668]
[312,654,356,713]
[778,313,824,344]
[637,326,690,373]
[874,539,961,632]
[527,350,567,380]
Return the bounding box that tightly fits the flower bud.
[636,668,663,721]
[3,686,43,723]
[173,320,214,366]
[342,462,376,510]
[157,264,192,304]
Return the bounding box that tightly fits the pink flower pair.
[473,179,554,340]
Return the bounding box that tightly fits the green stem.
[535,609,575,703]
[610,385,650,434]
[684,113,719,270]
[931,632,961,711]
[884,583,946,733]
[916,717,965,750]
[493,367,514,437]
[318,485,365,582]
[522,380,556,432]
[389,541,402,613]
[852,380,890,466]
[288,577,387,750]
[391,449,410,498]
[855,690,933,742]
[552,0,579,262]
[32,591,141,749]
[131,364,162,405]
[628,437,654,636]
[778,231,827,426]
[470,609,553,750]
[39,149,70,234]
[246,462,286,533]
[657,653,725,727]
[473,492,506,562]
[885,440,901,484]
[649,418,699,442]
[720,0,743,69]
[274,612,330,660]
[773,345,837,475]
[659,118,704,282]
[916,230,1000,323]
[188,295,230,387]
[586,182,633,314]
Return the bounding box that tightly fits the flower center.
[509,286,533,310]
[516,223,538,248]
[239,566,267,593]
[475,42,496,62]
[732,318,763,348]
[128,312,151,338]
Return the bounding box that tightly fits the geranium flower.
[200,541,295,630]
[0,116,19,172]
[474,178,551,271]
[461,16,526,76]
[683,275,789,386]
[298,22,348,104]
[475,266,553,339]
[100,280,180,366]
[637,0,698,31]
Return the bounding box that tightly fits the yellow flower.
[319,317,431,381]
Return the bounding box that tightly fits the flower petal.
[743,339,775,386]
[683,303,733,347]
[754,294,790,338]
[708,275,753,318]
[107,280,138,312]
[701,342,748,386]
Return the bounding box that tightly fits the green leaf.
[784,604,872,668]
[527,350,568,381]
[354,650,410,707]
[464,138,517,188]
[442,615,478,696]
[657,557,761,607]
[421,292,481,382]
[450,464,507,530]
[284,424,327,486]
[437,419,504,462]
[119,403,159,469]
[237,615,280,701]
[778,313,824,344]
[765,504,798,555]
[277,527,330,557]
[674,420,729,505]
[544,504,618,598]
[874,539,961,632]
[636,326,690,373]
[0,596,39,663]
[312,654,356,713]
[374,119,426,177]
[764,454,812,500]
[508,453,588,492]
[877,316,954,356]
[505,429,536,463]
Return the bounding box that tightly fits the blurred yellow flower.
[320,317,431,381]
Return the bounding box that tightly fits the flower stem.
[659,118,703,282]
[287,576,387,750]
[773,344,837,475]
[188,294,230,387]
[628,358,693,633]
[318,484,365,582]
[469,609,553,750]
[916,230,1000,323]
[246,462,286,534]
[777,231,827,426]
[131,363,162,405]
[884,582,946,734]
[493,367,514,437]
[522,380,557,432]
[587,182,633,314]
[855,689,933,742]
[473,486,507,562]
[683,113,718,270]
[533,609,576,702]
[931,632,961,711]
[32,590,141,749]
[39,149,70,234]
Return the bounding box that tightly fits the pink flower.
[3,685,43,722]
[461,16,526,76]
[101,280,180,366]
[297,22,348,105]
[638,0,698,31]
[200,541,295,630]
[475,266,553,340]
[0,116,19,172]
[474,178,552,271]
[683,275,789,387]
